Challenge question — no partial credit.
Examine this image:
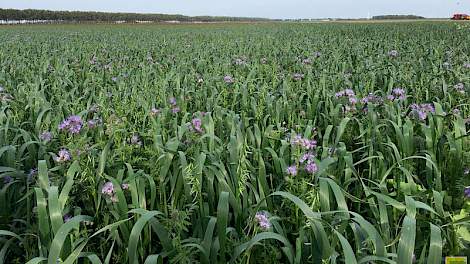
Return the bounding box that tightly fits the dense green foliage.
[0,22,469,263]
[0,8,270,23]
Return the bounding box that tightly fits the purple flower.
[169,97,177,106]
[335,91,345,98]
[28,168,37,182]
[121,183,129,190]
[87,119,101,129]
[191,118,203,133]
[3,175,12,184]
[410,103,435,121]
[464,168,469,175]
[286,165,298,176]
[171,107,180,114]
[292,73,304,81]
[313,51,322,58]
[454,83,465,94]
[361,93,383,104]
[58,115,83,134]
[348,97,358,105]
[464,62,470,69]
[305,162,318,174]
[233,58,247,66]
[302,58,312,65]
[224,75,234,84]
[299,152,315,163]
[63,214,72,223]
[255,211,271,230]
[260,58,268,64]
[388,50,399,57]
[39,131,52,142]
[465,187,470,199]
[111,77,118,82]
[453,109,461,115]
[101,181,114,196]
[150,108,160,116]
[55,149,71,163]
[130,134,142,146]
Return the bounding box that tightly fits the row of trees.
[372,15,425,20]
[0,8,270,23]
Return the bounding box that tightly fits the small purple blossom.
[169,97,177,106]
[121,183,129,190]
[361,93,383,104]
[28,168,37,182]
[260,57,268,64]
[171,107,180,114]
[224,75,234,84]
[292,73,305,81]
[111,77,118,82]
[454,83,465,94]
[101,181,114,196]
[3,175,12,184]
[130,134,142,146]
[58,115,83,134]
[410,103,435,121]
[464,168,469,175]
[55,149,71,163]
[465,187,470,199]
[313,51,322,58]
[388,50,399,57]
[255,211,271,230]
[464,62,470,69]
[453,109,461,115]
[299,152,315,163]
[305,162,318,174]
[87,118,101,129]
[286,165,298,176]
[39,131,52,142]
[63,214,72,223]
[302,58,312,65]
[150,108,160,116]
[191,118,204,133]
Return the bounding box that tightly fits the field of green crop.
[0,22,469,263]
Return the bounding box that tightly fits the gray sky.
[1,0,469,19]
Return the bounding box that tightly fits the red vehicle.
[452,14,470,20]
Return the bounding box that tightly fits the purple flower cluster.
[410,103,435,121]
[454,83,465,94]
[224,75,234,84]
[286,165,298,176]
[464,62,470,69]
[291,134,317,150]
[101,181,118,202]
[465,187,470,199]
[313,51,322,58]
[39,131,52,142]
[388,50,399,57]
[361,93,383,104]
[387,88,406,101]
[190,118,204,133]
[292,73,305,81]
[335,89,358,112]
[55,149,71,163]
[260,58,268,64]
[255,211,271,230]
[59,115,83,134]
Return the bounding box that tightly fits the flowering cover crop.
[0,22,469,263]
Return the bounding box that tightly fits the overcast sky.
[1,0,469,19]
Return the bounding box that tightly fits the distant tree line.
[372,15,425,20]
[0,8,270,23]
